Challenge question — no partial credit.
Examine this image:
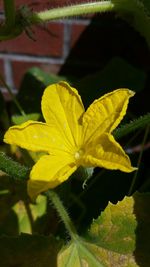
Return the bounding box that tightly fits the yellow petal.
[81,133,136,173]
[82,89,135,146]
[28,154,77,199]
[4,120,69,153]
[42,81,84,148]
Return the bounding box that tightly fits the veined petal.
[42,81,84,148]
[82,89,135,146]
[4,120,69,153]
[28,154,77,199]
[80,133,136,173]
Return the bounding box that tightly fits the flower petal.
[4,120,68,153]
[81,133,136,173]
[28,154,77,199]
[82,89,135,145]
[42,81,84,148]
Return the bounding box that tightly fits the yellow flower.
[4,82,136,199]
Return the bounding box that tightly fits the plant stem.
[24,200,34,233]
[0,73,26,116]
[114,113,150,140]
[30,1,114,24]
[3,0,16,31]
[47,190,78,240]
[128,125,150,195]
[0,152,29,180]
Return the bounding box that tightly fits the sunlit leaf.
[13,195,47,234]
[58,238,104,267]
[87,196,136,254]
[12,113,41,125]
[28,67,65,86]
[85,192,150,266]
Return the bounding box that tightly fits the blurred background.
[0,0,149,112]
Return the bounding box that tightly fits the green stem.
[30,1,114,24]
[128,125,150,195]
[114,113,150,140]
[3,0,16,31]
[47,190,78,240]
[24,200,34,233]
[0,73,26,116]
[0,152,29,180]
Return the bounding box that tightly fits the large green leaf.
[87,196,136,254]
[85,192,150,266]
[0,209,19,235]
[111,0,150,48]
[77,57,146,107]
[58,238,104,267]
[0,174,20,222]
[141,0,150,11]
[16,67,66,113]
[0,234,61,267]
[0,173,21,236]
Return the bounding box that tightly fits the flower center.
[74,149,84,160]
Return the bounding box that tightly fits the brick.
[15,0,52,11]
[45,0,91,8]
[0,59,5,88]
[0,23,64,57]
[0,59,4,77]
[0,1,51,11]
[70,24,88,48]
[11,61,62,88]
[1,90,14,102]
[0,0,90,11]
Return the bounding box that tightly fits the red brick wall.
[0,0,90,97]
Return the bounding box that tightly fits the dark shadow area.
[59,13,150,114]
[60,13,150,75]
[134,193,150,266]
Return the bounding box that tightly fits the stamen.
[74,149,84,160]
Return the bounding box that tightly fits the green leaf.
[0,173,20,236]
[77,57,146,107]
[141,0,150,11]
[112,0,150,48]
[16,67,66,113]
[58,238,104,267]
[0,234,61,267]
[29,67,65,85]
[88,196,136,254]
[85,192,150,266]
[12,113,41,125]
[13,195,47,234]
[0,209,19,235]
